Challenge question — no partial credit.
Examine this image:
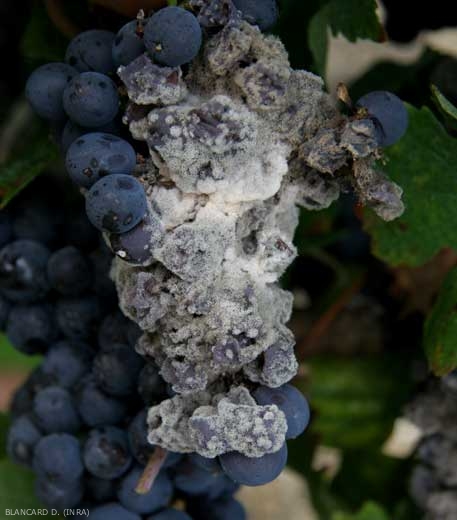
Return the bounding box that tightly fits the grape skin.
[89,503,141,520]
[113,21,146,67]
[47,246,93,296]
[93,343,143,397]
[63,72,119,128]
[33,433,84,484]
[85,174,148,234]
[356,90,409,147]
[0,240,51,303]
[65,30,116,74]
[6,414,42,467]
[117,466,173,514]
[83,426,132,479]
[143,7,202,67]
[33,386,81,434]
[25,63,78,121]
[6,304,57,355]
[148,509,193,520]
[41,341,92,388]
[75,375,128,427]
[65,133,137,189]
[35,477,84,511]
[232,0,278,31]
[253,384,310,439]
[219,443,288,486]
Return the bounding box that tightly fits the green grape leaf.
[0,334,42,369]
[308,0,383,76]
[289,354,413,516]
[305,354,411,448]
[364,106,457,267]
[22,3,68,64]
[332,502,389,520]
[424,266,457,375]
[431,85,457,125]
[0,137,58,209]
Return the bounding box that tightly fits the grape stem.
[45,0,80,38]
[135,447,168,494]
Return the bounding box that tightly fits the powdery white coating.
[189,387,287,457]
[113,19,405,458]
[118,55,187,106]
[147,386,287,458]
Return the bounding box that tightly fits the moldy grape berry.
[356,90,409,146]
[8,0,411,516]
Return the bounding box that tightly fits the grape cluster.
[1,180,246,519]
[407,375,457,520]
[21,0,409,507]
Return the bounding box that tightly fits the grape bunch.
[407,375,457,520]
[1,179,246,519]
[20,0,409,511]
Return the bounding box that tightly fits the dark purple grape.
[85,174,148,234]
[232,0,278,31]
[35,477,84,511]
[89,503,141,520]
[117,466,173,514]
[189,453,222,475]
[63,72,119,128]
[0,240,50,303]
[93,343,144,397]
[25,63,78,120]
[173,457,222,495]
[6,304,57,355]
[127,409,154,466]
[356,91,409,147]
[203,496,246,520]
[98,311,131,350]
[75,375,128,427]
[113,20,146,67]
[33,386,81,433]
[65,30,116,74]
[219,443,287,486]
[47,246,93,296]
[83,426,132,479]
[33,433,84,484]
[55,295,101,340]
[253,384,310,439]
[147,509,192,520]
[60,119,121,154]
[65,133,137,189]
[137,362,167,406]
[7,414,42,467]
[41,341,92,388]
[108,214,163,265]
[86,475,117,503]
[10,384,34,418]
[144,7,202,67]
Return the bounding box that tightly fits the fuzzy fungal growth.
[20,0,408,494]
[110,15,405,459]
